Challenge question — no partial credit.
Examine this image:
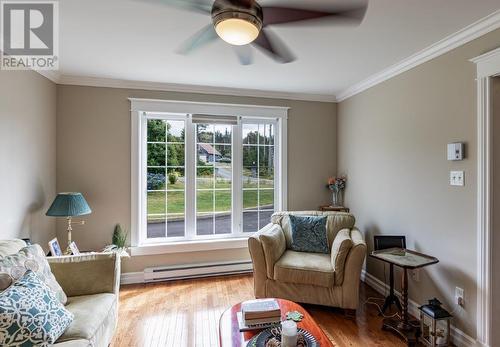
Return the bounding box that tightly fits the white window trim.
[130,98,289,118]
[130,98,288,256]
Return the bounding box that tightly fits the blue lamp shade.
[46,193,92,217]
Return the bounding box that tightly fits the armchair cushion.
[330,229,353,284]
[289,215,329,254]
[274,250,334,288]
[271,211,355,250]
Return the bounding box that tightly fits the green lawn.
[147,186,274,220]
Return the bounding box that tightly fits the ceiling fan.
[143,0,368,64]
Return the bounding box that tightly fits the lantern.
[419,298,452,347]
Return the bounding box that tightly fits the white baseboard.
[361,270,477,347]
[144,260,253,282]
[120,260,253,285]
[120,272,144,285]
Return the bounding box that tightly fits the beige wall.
[56,85,336,272]
[491,77,500,346]
[337,28,500,337]
[0,71,57,247]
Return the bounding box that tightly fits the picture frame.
[68,241,80,255]
[48,238,63,256]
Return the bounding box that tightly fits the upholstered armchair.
[248,211,366,312]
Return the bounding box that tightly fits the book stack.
[237,299,282,331]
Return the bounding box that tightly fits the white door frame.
[471,47,500,347]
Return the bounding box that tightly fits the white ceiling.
[58,0,500,99]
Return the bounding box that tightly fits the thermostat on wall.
[447,143,464,161]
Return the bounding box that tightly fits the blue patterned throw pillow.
[289,215,329,254]
[0,270,74,346]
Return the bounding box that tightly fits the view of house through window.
[144,113,280,242]
[196,124,233,235]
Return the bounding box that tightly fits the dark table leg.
[382,268,419,346]
[400,268,410,328]
[381,264,402,315]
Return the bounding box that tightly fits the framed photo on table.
[48,238,63,256]
[68,242,80,255]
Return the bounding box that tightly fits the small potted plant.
[327,176,347,207]
[103,224,130,257]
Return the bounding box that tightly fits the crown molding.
[336,9,500,102]
[55,74,337,103]
[34,69,61,83]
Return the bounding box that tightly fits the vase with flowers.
[327,176,347,207]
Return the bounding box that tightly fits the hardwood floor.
[112,274,413,347]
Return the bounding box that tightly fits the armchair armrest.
[260,224,286,278]
[341,228,367,309]
[248,223,286,297]
[48,252,121,297]
[330,229,353,285]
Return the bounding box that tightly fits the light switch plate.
[448,143,464,161]
[450,171,465,186]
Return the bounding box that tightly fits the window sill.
[130,237,250,256]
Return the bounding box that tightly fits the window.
[131,99,287,250]
[196,123,233,236]
[146,118,186,240]
[242,122,275,232]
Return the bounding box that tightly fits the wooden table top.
[219,298,333,347]
[370,247,439,269]
[319,205,350,213]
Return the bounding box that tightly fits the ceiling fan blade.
[233,45,253,65]
[252,28,295,64]
[177,24,219,55]
[137,0,212,14]
[262,1,368,27]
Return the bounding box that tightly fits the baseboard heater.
[144,260,253,282]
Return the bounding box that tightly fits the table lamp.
[46,192,91,249]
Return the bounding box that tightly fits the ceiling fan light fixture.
[211,0,263,46]
[215,17,260,45]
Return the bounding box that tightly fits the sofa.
[0,239,120,347]
[248,211,366,311]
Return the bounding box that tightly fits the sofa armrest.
[48,252,121,297]
[248,223,286,297]
[341,228,367,309]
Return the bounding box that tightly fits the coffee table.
[219,298,333,347]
